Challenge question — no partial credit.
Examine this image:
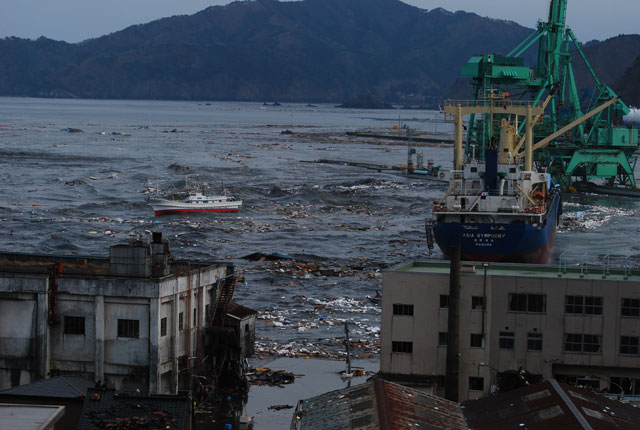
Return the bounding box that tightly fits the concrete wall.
[0,263,227,394]
[380,262,640,401]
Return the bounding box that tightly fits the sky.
[1,0,638,44]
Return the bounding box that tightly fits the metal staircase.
[211,276,237,327]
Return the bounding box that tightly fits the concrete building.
[380,260,640,401]
[0,233,240,394]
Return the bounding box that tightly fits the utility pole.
[445,245,461,401]
[344,321,352,376]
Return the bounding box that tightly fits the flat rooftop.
[0,403,65,430]
[0,250,226,279]
[390,259,640,282]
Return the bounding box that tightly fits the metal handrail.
[444,99,538,108]
[555,253,640,277]
[580,254,589,275]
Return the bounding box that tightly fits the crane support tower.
[454,0,638,189]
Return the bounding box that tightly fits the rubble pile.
[248,367,296,386]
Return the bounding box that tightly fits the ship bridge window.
[509,168,516,173]
[471,167,477,172]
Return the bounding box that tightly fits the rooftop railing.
[557,252,640,278]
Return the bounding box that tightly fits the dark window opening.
[470,333,485,348]
[621,298,640,317]
[179,312,184,331]
[499,331,514,349]
[117,319,140,339]
[527,333,543,351]
[509,293,546,313]
[64,316,85,335]
[440,295,449,309]
[564,333,601,354]
[472,296,485,311]
[438,332,448,346]
[160,317,167,337]
[392,341,413,354]
[565,295,602,315]
[620,336,639,355]
[393,304,414,316]
[469,376,484,391]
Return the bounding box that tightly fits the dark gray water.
[1,97,639,362]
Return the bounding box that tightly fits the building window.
[64,316,85,335]
[621,298,640,317]
[583,335,601,353]
[117,319,140,339]
[565,296,583,314]
[565,296,603,315]
[471,296,485,311]
[469,376,484,391]
[508,293,546,313]
[391,341,413,354]
[438,332,448,346]
[584,297,603,315]
[193,308,197,326]
[620,336,639,355]
[179,312,184,331]
[439,295,449,309]
[160,317,167,337]
[393,304,414,316]
[564,334,601,354]
[564,334,583,352]
[205,304,210,318]
[527,333,543,351]
[499,331,514,349]
[470,333,485,348]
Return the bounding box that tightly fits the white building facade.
[380,260,640,401]
[0,237,232,394]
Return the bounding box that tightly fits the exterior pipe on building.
[445,245,461,402]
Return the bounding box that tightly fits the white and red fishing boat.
[150,187,241,216]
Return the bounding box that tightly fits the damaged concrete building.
[0,233,250,394]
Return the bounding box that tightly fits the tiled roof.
[0,376,94,399]
[77,388,191,430]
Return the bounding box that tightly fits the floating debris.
[248,367,295,386]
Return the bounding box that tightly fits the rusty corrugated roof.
[292,378,468,430]
[462,379,640,430]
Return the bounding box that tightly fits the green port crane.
[459,0,638,189]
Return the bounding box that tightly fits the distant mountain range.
[0,0,638,107]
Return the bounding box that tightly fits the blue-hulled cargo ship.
[432,100,562,264]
